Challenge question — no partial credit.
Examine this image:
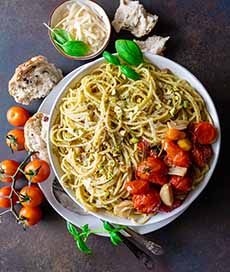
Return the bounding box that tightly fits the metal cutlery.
[52,178,164,269]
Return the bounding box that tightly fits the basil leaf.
[67,222,92,254]
[60,40,89,56]
[80,224,91,240]
[115,40,144,66]
[103,221,113,232]
[76,237,92,254]
[120,65,141,80]
[52,28,72,45]
[67,221,80,238]
[110,232,123,246]
[103,51,120,66]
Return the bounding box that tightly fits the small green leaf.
[103,221,113,232]
[66,222,92,254]
[80,224,91,240]
[110,232,123,246]
[120,65,141,80]
[52,28,72,45]
[67,221,80,238]
[76,237,92,254]
[115,40,144,66]
[103,51,120,66]
[60,40,89,57]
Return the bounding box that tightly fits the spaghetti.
[50,61,212,220]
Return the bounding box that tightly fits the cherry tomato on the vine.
[0,160,21,182]
[19,206,42,226]
[6,106,30,127]
[24,160,50,183]
[19,185,44,207]
[0,186,18,208]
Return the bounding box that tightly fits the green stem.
[5,151,37,222]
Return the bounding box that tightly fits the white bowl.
[49,0,111,60]
[47,53,221,226]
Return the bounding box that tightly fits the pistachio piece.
[160,183,174,207]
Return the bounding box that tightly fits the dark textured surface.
[0,0,229,271]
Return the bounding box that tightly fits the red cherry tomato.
[191,144,213,168]
[19,185,44,207]
[24,160,50,183]
[170,175,192,193]
[7,106,30,127]
[191,122,217,145]
[132,188,161,214]
[0,160,21,182]
[137,140,150,153]
[136,157,168,181]
[162,139,190,168]
[6,129,25,151]
[150,175,168,186]
[125,179,150,195]
[0,186,18,208]
[19,206,42,226]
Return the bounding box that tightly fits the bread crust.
[24,112,49,162]
[9,55,63,105]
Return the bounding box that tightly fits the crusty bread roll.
[9,55,63,105]
[24,112,49,162]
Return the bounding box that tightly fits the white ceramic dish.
[38,63,186,236]
[47,53,221,226]
[49,0,111,60]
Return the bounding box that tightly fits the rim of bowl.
[48,0,111,61]
[47,53,221,226]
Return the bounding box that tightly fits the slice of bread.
[24,112,49,162]
[9,55,63,105]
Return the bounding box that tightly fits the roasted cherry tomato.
[125,179,150,195]
[166,128,186,141]
[0,160,21,182]
[137,140,150,152]
[136,157,168,181]
[6,129,25,151]
[6,106,30,127]
[19,206,42,226]
[24,160,50,183]
[191,122,217,145]
[170,175,192,193]
[163,139,190,168]
[191,144,213,168]
[159,199,182,212]
[132,188,161,214]
[150,175,168,186]
[19,185,44,207]
[0,186,18,208]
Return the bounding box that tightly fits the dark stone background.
[0,0,229,271]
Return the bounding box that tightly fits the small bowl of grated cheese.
[48,0,111,60]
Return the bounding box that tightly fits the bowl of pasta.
[47,53,220,226]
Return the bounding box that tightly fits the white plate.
[47,54,221,227]
[38,62,186,236]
